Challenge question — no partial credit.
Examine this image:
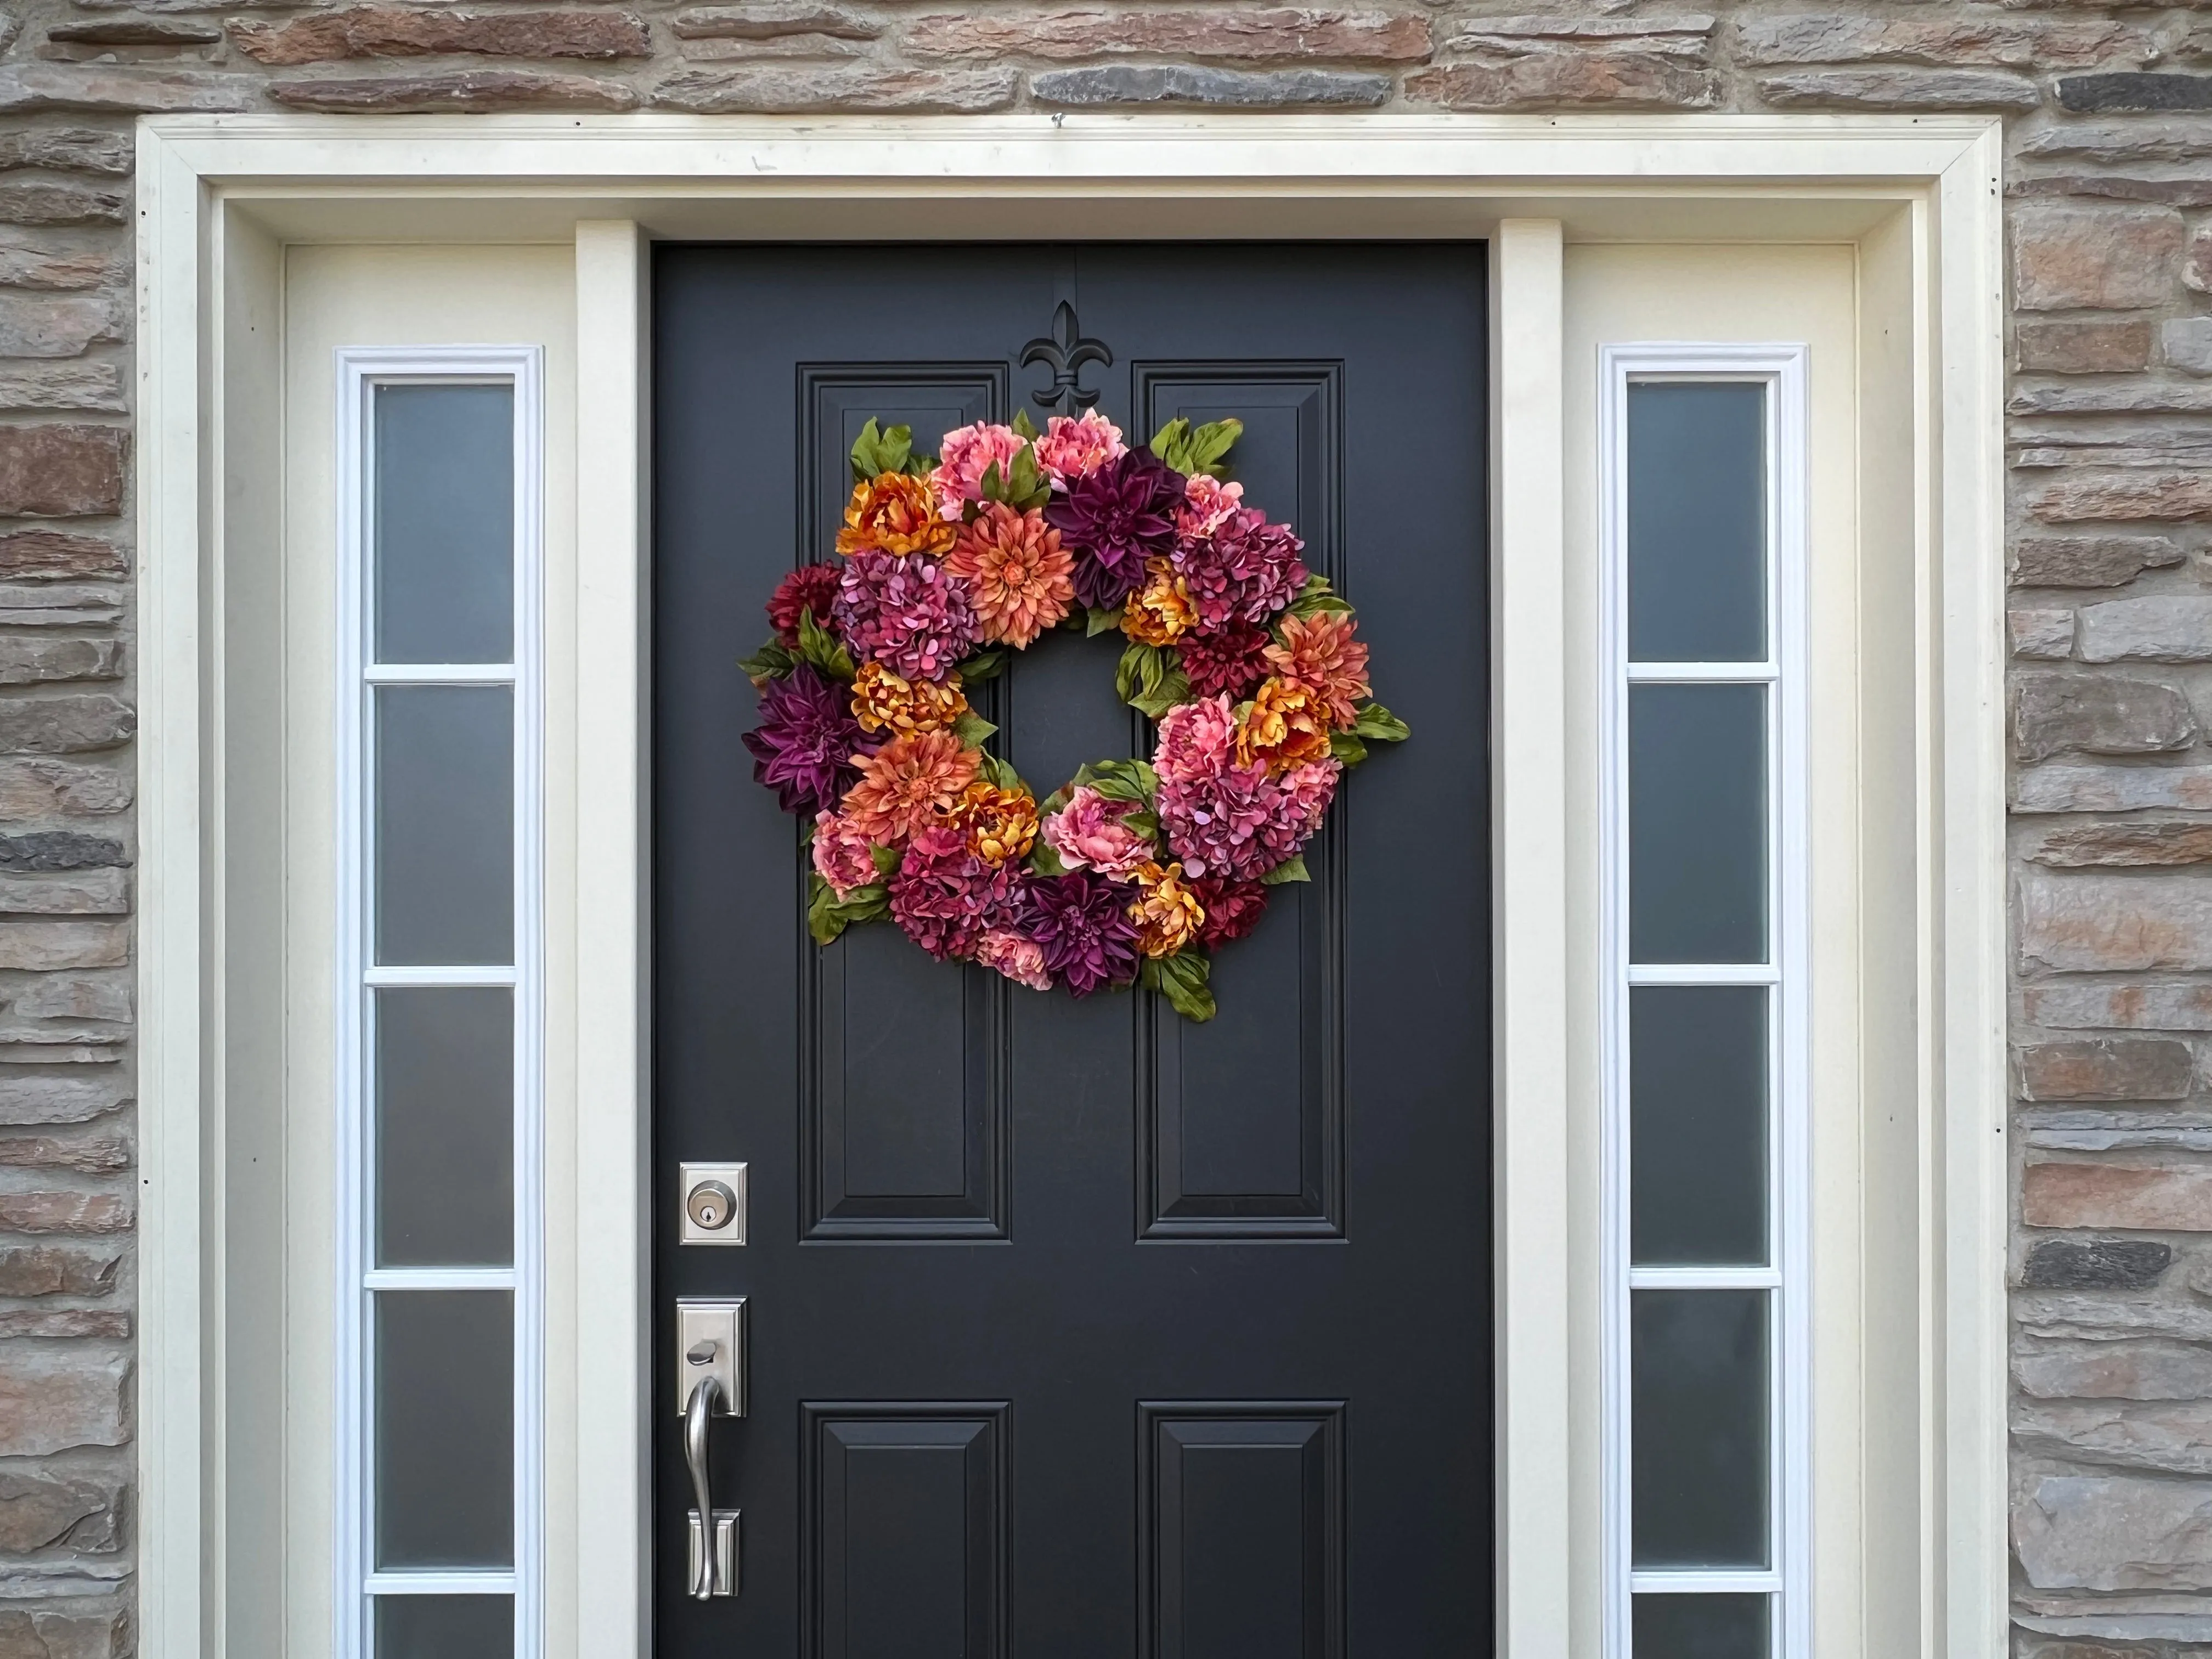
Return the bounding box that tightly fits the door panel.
[653,243,1491,1656]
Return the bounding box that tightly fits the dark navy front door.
[653,242,1492,1657]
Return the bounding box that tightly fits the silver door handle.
[677,1299,746,1599]
[682,1370,732,1599]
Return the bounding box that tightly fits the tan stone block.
[1406,50,1718,110]
[2016,1398,2212,1476]
[0,1136,129,1175]
[2012,674,2197,763]
[0,129,131,176]
[2016,1473,2212,1590]
[2025,1161,2212,1229]
[0,1469,122,1553]
[904,8,1432,62]
[2012,534,2182,587]
[2016,765,2212,814]
[2190,225,2212,295]
[2016,320,2154,374]
[2022,981,2212,1030]
[2012,607,2076,659]
[2017,1037,2197,1100]
[0,924,128,972]
[2021,873,2212,972]
[0,869,127,916]
[2032,472,2212,523]
[673,2,880,38]
[0,1243,120,1296]
[0,639,125,688]
[1736,14,2132,69]
[0,532,124,583]
[0,1609,129,1659]
[0,236,115,293]
[2033,822,2212,867]
[0,425,123,517]
[0,760,129,817]
[2013,204,2187,311]
[0,1190,131,1234]
[0,65,256,112]
[1758,67,2039,109]
[0,1077,126,1126]
[2017,1339,2212,1400]
[0,1352,127,1457]
[0,696,134,757]
[654,63,1018,110]
[233,7,651,65]
[272,69,638,111]
[0,365,126,414]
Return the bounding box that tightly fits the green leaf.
[1011,408,1041,442]
[1123,808,1160,841]
[1008,445,1050,510]
[1288,573,1355,619]
[1329,730,1370,767]
[956,648,1008,682]
[1115,640,1163,707]
[1149,949,1216,1023]
[867,843,902,879]
[979,751,1026,794]
[1261,854,1311,886]
[976,456,1007,503]
[1085,605,1125,637]
[1128,662,1190,722]
[795,607,856,682]
[848,417,915,482]
[1039,784,1073,817]
[808,873,889,944]
[1148,417,1191,466]
[1071,758,1157,806]
[952,709,1000,747]
[1351,702,1411,743]
[737,637,797,682]
[1028,838,1069,878]
[1147,415,1243,479]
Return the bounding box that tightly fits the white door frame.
[134,112,2006,1659]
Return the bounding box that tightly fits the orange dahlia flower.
[1262,610,1371,730]
[945,502,1075,647]
[1121,558,1197,646]
[851,661,969,737]
[840,730,979,845]
[1128,861,1206,958]
[838,472,956,557]
[1235,677,1334,774]
[947,779,1040,866]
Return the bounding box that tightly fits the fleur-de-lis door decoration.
[1020,301,1113,415]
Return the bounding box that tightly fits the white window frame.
[334,345,547,1659]
[1597,345,1810,1657]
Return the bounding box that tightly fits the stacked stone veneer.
[0,0,2199,1651]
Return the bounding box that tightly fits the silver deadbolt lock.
[679,1162,748,1246]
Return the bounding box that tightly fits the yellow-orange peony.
[837,472,957,557]
[851,661,969,736]
[1121,558,1197,646]
[1235,677,1334,774]
[1128,861,1206,958]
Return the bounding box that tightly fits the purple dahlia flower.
[1045,449,1183,610]
[1171,506,1309,629]
[1025,872,1141,997]
[741,664,872,817]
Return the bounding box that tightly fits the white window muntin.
[335,346,545,1659]
[1598,343,1810,1659]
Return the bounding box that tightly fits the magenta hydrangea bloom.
[1171,506,1309,629]
[1158,755,1341,883]
[742,665,872,817]
[831,550,980,683]
[1025,872,1141,997]
[1045,449,1183,610]
[888,825,1008,962]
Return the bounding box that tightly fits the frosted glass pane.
[1627,382,1765,663]
[1629,684,1766,965]
[1631,986,1768,1267]
[1633,1594,1769,1659]
[375,686,512,967]
[375,1595,513,1659]
[375,988,512,1268]
[374,383,514,665]
[1632,1289,1769,1568]
[375,1290,512,1569]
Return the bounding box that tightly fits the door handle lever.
[676,1299,746,1599]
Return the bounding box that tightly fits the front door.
[653,243,1491,1656]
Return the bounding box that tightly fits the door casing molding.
[135,112,2005,1659]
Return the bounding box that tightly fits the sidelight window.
[336,352,544,1659]
[1600,350,1808,1659]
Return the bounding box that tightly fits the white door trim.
[134,113,2006,1659]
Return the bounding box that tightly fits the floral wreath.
[738,408,1409,1022]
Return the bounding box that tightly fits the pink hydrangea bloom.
[1157,752,1340,883]
[831,550,980,683]
[1176,473,1245,540]
[1152,695,1239,788]
[1042,785,1156,881]
[1171,506,1309,629]
[932,422,1028,520]
[811,809,879,900]
[977,928,1053,991]
[1032,409,1127,487]
[888,824,1007,962]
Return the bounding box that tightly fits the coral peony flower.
[932,422,1029,518]
[888,824,1004,962]
[1158,755,1341,883]
[840,730,980,846]
[811,809,880,900]
[1046,449,1183,610]
[1032,408,1127,487]
[1176,473,1246,540]
[977,927,1053,991]
[832,550,980,683]
[1128,861,1205,958]
[1235,677,1334,774]
[1121,557,1196,646]
[851,660,969,736]
[945,502,1076,648]
[948,779,1040,866]
[741,665,872,817]
[1176,618,1273,702]
[1152,695,1239,788]
[1041,785,1156,881]
[1189,876,1269,946]
[837,472,956,557]
[1171,506,1308,629]
[768,562,842,648]
[1263,611,1372,730]
[1026,872,1141,996]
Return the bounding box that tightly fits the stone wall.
[0,0,2202,1651]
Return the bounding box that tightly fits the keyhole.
[687,1180,737,1231]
